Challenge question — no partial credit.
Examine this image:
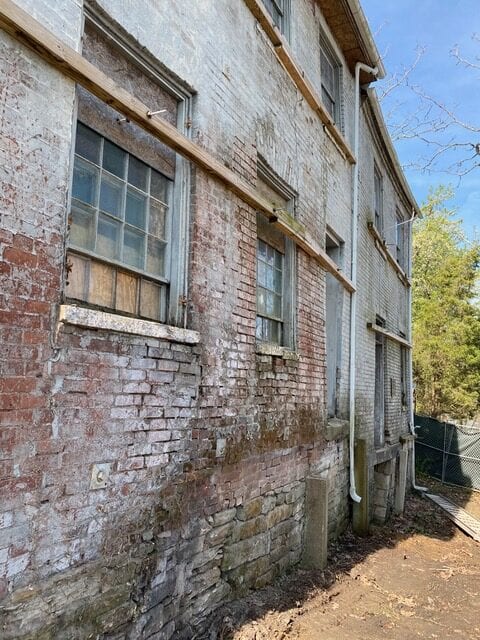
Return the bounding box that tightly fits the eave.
[316,0,386,82]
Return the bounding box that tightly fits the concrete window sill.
[255,342,299,360]
[58,304,200,344]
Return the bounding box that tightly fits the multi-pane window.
[396,210,406,270]
[66,123,172,321]
[373,164,383,234]
[257,239,284,344]
[262,0,289,35]
[255,167,295,347]
[320,46,340,123]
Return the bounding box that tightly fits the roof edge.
[345,0,386,79]
[366,87,421,216]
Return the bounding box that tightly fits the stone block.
[302,476,328,569]
[236,497,263,521]
[221,534,269,572]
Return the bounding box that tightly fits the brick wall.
[0,0,412,637]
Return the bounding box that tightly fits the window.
[255,163,295,347]
[374,316,386,448]
[257,237,284,343]
[400,341,408,409]
[67,124,171,321]
[64,14,192,326]
[373,164,383,234]
[320,44,340,124]
[396,210,406,270]
[261,0,290,37]
[325,229,345,418]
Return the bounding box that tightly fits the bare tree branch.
[377,36,480,176]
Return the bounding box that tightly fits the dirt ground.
[202,481,480,640]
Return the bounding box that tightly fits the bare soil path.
[203,483,480,640]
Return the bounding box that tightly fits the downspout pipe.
[349,62,379,503]
[406,213,428,492]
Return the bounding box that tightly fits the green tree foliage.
[412,186,480,420]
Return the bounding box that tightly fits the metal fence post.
[441,421,447,484]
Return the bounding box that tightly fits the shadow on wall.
[193,419,480,639]
[199,490,471,640]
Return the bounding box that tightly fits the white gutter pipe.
[349,62,379,503]
[406,213,428,492]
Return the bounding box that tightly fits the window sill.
[255,342,298,360]
[58,304,200,344]
[367,222,410,287]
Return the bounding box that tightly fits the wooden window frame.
[67,124,173,321]
[400,339,409,410]
[65,8,193,327]
[373,163,384,235]
[261,0,291,39]
[320,36,342,128]
[256,160,296,349]
[395,209,407,272]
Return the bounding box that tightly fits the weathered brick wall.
[0,0,80,612]
[355,103,413,519]
[0,0,411,637]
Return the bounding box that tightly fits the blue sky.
[361,0,480,240]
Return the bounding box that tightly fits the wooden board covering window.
[66,251,164,321]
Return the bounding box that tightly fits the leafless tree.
[377,36,480,177]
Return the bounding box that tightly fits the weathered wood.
[394,444,408,514]
[367,222,410,286]
[244,0,356,164]
[367,323,412,349]
[426,493,480,543]
[352,438,370,535]
[0,0,355,293]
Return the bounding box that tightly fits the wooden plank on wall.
[0,0,355,293]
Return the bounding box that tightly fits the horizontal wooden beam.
[367,323,411,349]
[0,0,355,293]
[367,222,410,287]
[244,0,356,164]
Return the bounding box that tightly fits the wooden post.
[302,476,329,569]
[352,438,370,535]
[394,442,408,514]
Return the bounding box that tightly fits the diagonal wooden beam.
[0,0,355,293]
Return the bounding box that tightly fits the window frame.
[373,163,384,235]
[399,339,409,410]
[67,123,174,321]
[255,160,296,349]
[374,315,387,449]
[395,209,407,271]
[320,37,342,127]
[261,0,291,39]
[325,228,345,418]
[66,9,193,328]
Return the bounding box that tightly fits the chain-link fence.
[414,414,480,491]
